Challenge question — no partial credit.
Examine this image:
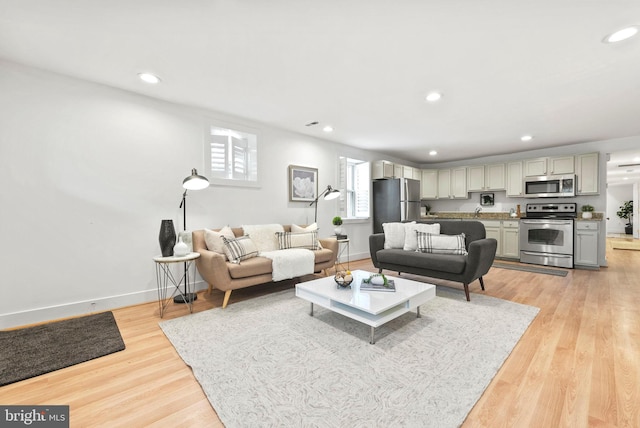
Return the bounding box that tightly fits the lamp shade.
[323,186,340,200]
[182,168,210,190]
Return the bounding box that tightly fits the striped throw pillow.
[276,231,320,250]
[222,236,259,263]
[416,232,468,255]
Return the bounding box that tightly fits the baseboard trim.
[0,280,208,329]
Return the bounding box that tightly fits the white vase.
[582,212,593,219]
[173,235,189,256]
[334,226,342,235]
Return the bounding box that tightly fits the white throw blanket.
[260,248,315,282]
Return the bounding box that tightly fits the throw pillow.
[291,223,317,233]
[416,232,468,255]
[382,221,416,249]
[403,223,441,251]
[276,231,321,250]
[241,224,284,252]
[204,226,236,259]
[222,236,259,263]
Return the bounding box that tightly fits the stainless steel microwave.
[523,174,576,198]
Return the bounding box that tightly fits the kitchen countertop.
[422,212,604,221]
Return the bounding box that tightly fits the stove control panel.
[525,202,577,217]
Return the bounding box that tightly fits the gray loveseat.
[369,220,497,301]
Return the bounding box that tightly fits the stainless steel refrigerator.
[372,178,421,233]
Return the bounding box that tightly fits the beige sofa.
[193,226,338,308]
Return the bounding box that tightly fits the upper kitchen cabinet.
[421,169,438,199]
[506,161,524,197]
[575,152,599,195]
[467,163,506,192]
[372,160,395,179]
[524,156,574,176]
[438,167,467,199]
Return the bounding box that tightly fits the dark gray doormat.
[0,311,125,386]
[492,262,569,277]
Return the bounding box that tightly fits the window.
[207,124,258,185]
[338,157,370,219]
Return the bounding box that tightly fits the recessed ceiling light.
[138,73,161,84]
[429,150,438,156]
[602,26,639,43]
[425,92,442,102]
[521,135,533,142]
[322,125,333,133]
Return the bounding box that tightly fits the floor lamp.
[174,168,209,304]
[309,185,341,223]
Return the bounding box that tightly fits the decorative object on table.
[332,216,343,235]
[159,219,176,257]
[175,168,210,303]
[360,273,396,292]
[178,230,193,252]
[308,183,340,223]
[616,200,634,234]
[335,234,348,240]
[581,204,594,219]
[480,193,494,206]
[334,270,353,288]
[289,165,318,202]
[423,203,431,216]
[173,235,189,256]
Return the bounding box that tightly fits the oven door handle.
[521,251,572,258]
[520,220,573,225]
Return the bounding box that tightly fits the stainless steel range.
[519,202,576,269]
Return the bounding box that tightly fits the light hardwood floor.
[1,238,639,427]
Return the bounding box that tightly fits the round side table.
[153,252,200,317]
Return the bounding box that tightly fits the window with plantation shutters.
[207,125,258,185]
[337,157,370,219]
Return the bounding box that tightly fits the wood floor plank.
[1,237,639,427]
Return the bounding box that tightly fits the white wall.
[0,61,379,328]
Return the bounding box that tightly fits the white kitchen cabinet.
[394,163,403,178]
[524,156,574,176]
[480,220,502,256]
[403,165,415,179]
[467,165,485,192]
[372,160,394,179]
[575,221,599,267]
[451,167,468,198]
[549,156,574,174]
[421,169,438,199]
[485,163,506,190]
[501,220,520,259]
[575,152,599,195]
[506,161,524,197]
[437,169,451,199]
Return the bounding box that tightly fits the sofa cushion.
[382,221,415,249]
[291,223,317,233]
[276,231,321,250]
[403,223,441,251]
[241,224,284,252]
[227,256,273,279]
[222,236,260,263]
[204,226,235,259]
[376,249,467,274]
[416,232,468,255]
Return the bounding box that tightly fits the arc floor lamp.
[310,185,340,223]
[175,168,209,303]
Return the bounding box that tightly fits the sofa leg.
[463,284,470,301]
[222,290,232,308]
[479,276,485,291]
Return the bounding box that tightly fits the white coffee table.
[295,270,436,344]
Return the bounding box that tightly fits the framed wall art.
[480,193,495,206]
[289,165,318,202]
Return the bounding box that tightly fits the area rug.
[160,288,539,427]
[612,240,640,250]
[0,312,125,386]
[492,261,569,276]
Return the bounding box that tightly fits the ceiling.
[1,1,640,183]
